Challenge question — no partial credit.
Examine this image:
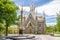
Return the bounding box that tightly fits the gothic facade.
[19,4,46,34]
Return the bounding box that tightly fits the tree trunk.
[5,21,8,36]
[5,26,8,36]
[0,30,1,36]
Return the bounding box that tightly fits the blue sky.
[13,0,60,26]
[13,0,53,7]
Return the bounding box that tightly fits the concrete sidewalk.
[35,35,60,40]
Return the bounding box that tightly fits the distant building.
[19,4,46,34]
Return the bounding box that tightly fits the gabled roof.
[26,21,35,28]
[24,13,36,27]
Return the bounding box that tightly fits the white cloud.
[19,0,60,16]
[36,0,60,16]
[47,22,56,26]
[23,7,30,12]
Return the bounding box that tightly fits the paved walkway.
[0,34,60,40]
[35,35,60,40]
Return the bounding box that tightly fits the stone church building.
[19,4,46,34]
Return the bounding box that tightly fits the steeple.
[29,2,36,20]
[30,2,35,11]
[43,11,45,19]
[35,10,37,20]
[43,11,46,33]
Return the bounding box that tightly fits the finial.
[43,11,45,15]
[21,5,23,11]
[30,2,35,11]
[43,11,45,19]
[35,10,37,20]
[35,9,37,16]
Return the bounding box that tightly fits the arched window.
[30,23,32,26]
[38,22,42,27]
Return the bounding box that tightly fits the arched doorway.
[26,23,34,34]
[28,27,33,34]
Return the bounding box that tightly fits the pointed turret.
[43,11,46,34]
[43,11,45,19]
[35,10,37,20]
[30,2,35,11]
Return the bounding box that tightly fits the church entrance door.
[26,23,34,34]
[28,29,33,34]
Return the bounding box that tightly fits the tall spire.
[30,2,35,11]
[35,10,37,16]
[21,5,23,25]
[29,2,36,20]
[43,11,45,19]
[43,11,46,34]
[35,10,37,20]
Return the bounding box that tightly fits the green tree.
[0,23,5,36]
[46,26,53,34]
[0,0,18,36]
[56,12,60,32]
